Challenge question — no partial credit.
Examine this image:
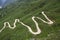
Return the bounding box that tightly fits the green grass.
[0,0,60,40]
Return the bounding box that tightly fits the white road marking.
[0,11,54,35]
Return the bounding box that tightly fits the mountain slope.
[0,0,60,40]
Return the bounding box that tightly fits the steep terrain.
[0,0,60,40]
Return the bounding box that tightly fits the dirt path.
[0,11,54,35]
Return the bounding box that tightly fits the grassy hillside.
[0,0,60,40]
